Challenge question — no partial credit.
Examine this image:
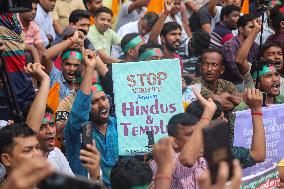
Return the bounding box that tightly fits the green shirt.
[193,78,238,99]
[87,26,121,56]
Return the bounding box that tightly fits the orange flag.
[47,82,60,113]
[147,0,164,14]
[241,0,249,14]
[112,0,120,18]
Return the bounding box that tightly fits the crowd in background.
[0,0,284,188]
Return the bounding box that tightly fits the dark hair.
[160,22,182,37]
[121,33,140,53]
[142,12,159,28]
[220,5,241,21]
[167,113,199,137]
[191,30,211,55]
[270,4,284,32]
[110,158,152,189]
[69,9,91,24]
[138,41,163,57]
[94,7,113,17]
[0,124,36,157]
[250,58,275,76]
[201,48,222,59]
[32,0,39,3]
[260,41,282,57]
[237,14,255,27]
[186,100,223,120]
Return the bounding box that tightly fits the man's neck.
[204,79,218,93]
[162,45,174,59]
[19,16,29,29]
[39,4,49,13]
[96,26,105,35]
[266,96,275,105]
[95,123,108,136]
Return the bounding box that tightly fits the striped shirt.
[150,152,207,189]
[210,22,234,51]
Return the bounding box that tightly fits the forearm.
[97,51,121,64]
[153,169,172,189]
[185,0,199,12]
[53,20,64,36]
[25,44,40,63]
[81,67,94,95]
[95,56,109,76]
[26,77,50,132]
[228,95,242,105]
[208,0,218,16]
[235,32,258,74]
[149,12,168,42]
[221,99,235,111]
[45,38,73,60]
[250,107,266,162]
[35,43,46,61]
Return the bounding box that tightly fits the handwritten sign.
[112,59,183,155]
[241,165,280,189]
[234,104,284,176]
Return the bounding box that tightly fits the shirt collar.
[92,25,105,38]
[37,4,49,17]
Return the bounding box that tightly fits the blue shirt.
[49,66,73,100]
[64,90,118,186]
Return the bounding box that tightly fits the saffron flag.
[241,0,249,14]
[47,82,60,113]
[113,59,183,155]
[147,0,164,14]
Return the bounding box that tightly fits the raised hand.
[197,160,242,189]
[80,140,101,182]
[192,87,217,120]
[252,19,261,34]
[153,137,175,176]
[164,0,174,14]
[243,88,263,112]
[24,63,50,82]
[70,30,84,45]
[82,49,97,69]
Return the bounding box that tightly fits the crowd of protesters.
[0,0,284,188]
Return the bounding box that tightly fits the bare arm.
[42,31,84,75]
[179,89,217,167]
[148,0,173,43]
[208,0,218,17]
[201,23,211,33]
[244,88,266,163]
[25,44,40,63]
[96,50,122,64]
[185,0,199,12]
[25,63,50,132]
[34,42,46,61]
[81,50,96,94]
[236,20,261,75]
[53,20,64,36]
[95,55,109,76]
[180,3,192,37]
[128,0,148,13]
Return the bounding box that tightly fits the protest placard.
[234,104,284,176]
[112,59,183,155]
[241,165,280,189]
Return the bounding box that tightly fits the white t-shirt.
[47,147,74,176]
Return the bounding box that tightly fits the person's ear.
[128,48,135,57]
[280,21,284,28]
[172,138,179,150]
[221,65,225,75]
[161,36,166,44]
[238,26,244,34]
[1,153,12,167]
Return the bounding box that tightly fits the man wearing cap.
[267,4,284,52]
[65,50,118,186]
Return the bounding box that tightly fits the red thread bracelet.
[251,112,263,116]
[153,174,171,180]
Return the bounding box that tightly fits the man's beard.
[166,40,180,52]
[89,112,109,125]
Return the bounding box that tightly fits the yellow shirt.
[52,0,85,29]
[87,25,121,56]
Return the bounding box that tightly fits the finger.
[80,149,98,158]
[246,88,252,102]
[192,87,208,105]
[215,161,229,189]
[197,169,211,189]
[230,159,242,189]
[80,156,98,165]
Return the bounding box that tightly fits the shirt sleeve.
[232,146,256,168]
[198,6,212,25]
[33,23,43,44]
[111,29,122,45]
[221,42,240,80]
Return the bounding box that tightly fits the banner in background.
[113,59,183,155]
[241,165,280,189]
[234,104,284,176]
